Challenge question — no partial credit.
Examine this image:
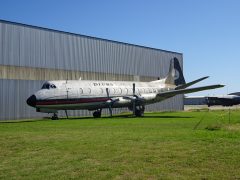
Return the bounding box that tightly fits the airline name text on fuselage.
[93,82,114,86]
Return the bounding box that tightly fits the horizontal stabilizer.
[157,84,224,99]
[175,76,209,90]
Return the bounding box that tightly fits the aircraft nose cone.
[26,95,37,107]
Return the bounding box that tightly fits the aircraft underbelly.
[38,102,101,110]
[36,97,132,110]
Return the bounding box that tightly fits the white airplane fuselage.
[30,79,175,112]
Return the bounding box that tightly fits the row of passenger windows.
[78,87,162,95]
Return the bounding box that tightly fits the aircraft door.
[65,84,79,99]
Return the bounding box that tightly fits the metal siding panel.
[0,21,183,74]
[2,23,20,66]
[0,79,45,120]
[0,23,2,66]
[0,80,4,119]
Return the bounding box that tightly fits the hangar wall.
[0,20,184,120]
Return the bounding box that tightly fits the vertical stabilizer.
[165,57,186,86]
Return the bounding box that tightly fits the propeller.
[132,83,136,116]
[122,83,145,116]
[106,88,119,117]
[106,88,112,116]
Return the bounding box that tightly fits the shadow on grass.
[0,118,52,123]
[64,114,193,120]
[0,114,193,123]
[139,115,193,119]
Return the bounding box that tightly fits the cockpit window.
[50,84,56,88]
[41,82,56,89]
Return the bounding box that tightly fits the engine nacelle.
[141,93,156,101]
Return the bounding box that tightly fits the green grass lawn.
[0,110,240,179]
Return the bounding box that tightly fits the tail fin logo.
[172,69,180,80]
[173,57,185,85]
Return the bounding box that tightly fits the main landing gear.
[51,113,59,120]
[93,109,102,118]
[134,106,145,117]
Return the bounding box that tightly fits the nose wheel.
[93,109,102,118]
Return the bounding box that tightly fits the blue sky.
[1,0,239,95]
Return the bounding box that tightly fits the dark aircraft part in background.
[229,92,240,96]
[206,95,240,107]
[185,92,240,107]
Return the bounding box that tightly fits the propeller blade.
[133,83,136,116]
[109,106,112,117]
[65,110,69,119]
[106,88,110,98]
[106,88,113,117]
[133,83,135,95]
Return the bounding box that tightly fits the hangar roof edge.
[0,19,182,56]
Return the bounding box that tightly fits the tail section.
[165,57,186,86]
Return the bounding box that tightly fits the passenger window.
[114,88,121,95]
[119,88,122,94]
[79,88,83,94]
[114,88,118,95]
[124,88,128,95]
[136,88,140,95]
[129,88,133,95]
[83,88,91,94]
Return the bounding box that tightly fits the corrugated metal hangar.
[0,19,184,120]
[184,96,207,105]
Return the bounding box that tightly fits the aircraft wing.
[175,76,209,90]
[157,84,224,99]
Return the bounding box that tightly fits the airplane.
[26,57,224,120]
[206,92,240,107]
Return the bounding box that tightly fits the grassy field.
[0,110,240,179]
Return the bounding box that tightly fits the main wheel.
[51,113,59,120]
[135,109,144,117]
[93,111,101,118]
